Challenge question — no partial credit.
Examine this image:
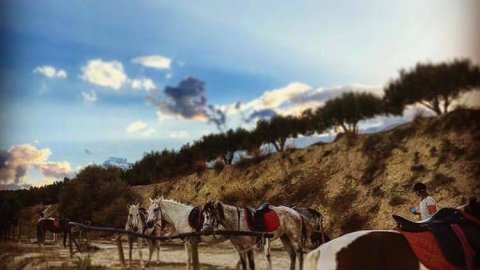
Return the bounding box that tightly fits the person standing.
[409,182,437,220]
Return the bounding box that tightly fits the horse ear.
[215,201,224,220]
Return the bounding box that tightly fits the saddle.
[244,203,280,232]
[188,207,204,231]
[393,208,480,270]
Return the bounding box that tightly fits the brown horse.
[304,198,480,270]
[37,218,70,247]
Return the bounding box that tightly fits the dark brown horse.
[304,198,480,270]
[37,218,70,247]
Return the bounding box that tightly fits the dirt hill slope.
[132,109,480,237]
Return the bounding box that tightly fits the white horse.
[304,198,480,270]
[126,203,161,267]
[145,197,230,270]
[202,201,311,270]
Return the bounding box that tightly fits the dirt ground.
[0,237,299,270]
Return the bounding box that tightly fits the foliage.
[384,59,480,115]
[58,165,138,227]
[322,91,383,134]
[255,115,307,152]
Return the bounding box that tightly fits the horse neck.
[160,200,193,232]
[219,203,246,230]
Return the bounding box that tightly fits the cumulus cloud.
[220,82,382,123]
[81,90,97,103]
[33,66,67,79]
[151,77,227,130]
[129,77,156,91]
[126,121,148,132]
[81,59,127,90]
[132,55,171,70]
[36,162,73,179]
[0,144,74,189]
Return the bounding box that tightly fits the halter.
[205,203,222,229]
[149,200,164,228]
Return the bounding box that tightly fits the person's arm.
[427,204,437,215]
[426,197,437,215]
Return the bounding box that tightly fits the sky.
[1,0,479,189]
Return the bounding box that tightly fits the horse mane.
[160,198,189,207]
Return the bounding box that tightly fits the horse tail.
[300,215,307,249]
[319,214,326,244]
[304,248,320,270]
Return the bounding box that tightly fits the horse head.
[126,202,144,232]
[146,197,163,229]
[201,201,223,233]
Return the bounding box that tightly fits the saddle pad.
[400,230,460,270]
[188,207,204,231]
[53,219,61,228]
[263,210,280,232]
[245,209,280,232]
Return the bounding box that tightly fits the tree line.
[1,59,478,226]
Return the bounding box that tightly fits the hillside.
[132,109,480,237]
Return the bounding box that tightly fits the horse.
[202,201,311,270]
[145,197,230,270]
[37,217,70,247]
[304,198,480,270]
[126,203,161,267]
[292,206,330,248]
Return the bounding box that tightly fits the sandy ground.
[0,237,299,270]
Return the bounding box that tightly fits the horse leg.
[138,237,144,268]
[263,238,272,270]
[156,240,160,264]
[281,235,297,270]
[63,232,67,248]
[235,248,247,270]
[247,250,255,270]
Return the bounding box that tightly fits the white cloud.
[33,66,67,79]
[81,59,127,90]
[81,90,98,103]
[131,55,172,70]
[222,82,383,118]
[126,121,148,132]
[35,161,73,179]
[169,130,189,139]
[129,77,156,91]
[0,144,74,185]
[143,128,156,136]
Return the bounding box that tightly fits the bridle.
[204,203,221,229]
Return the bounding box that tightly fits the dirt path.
[0,239,298,269]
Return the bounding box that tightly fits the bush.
[429,173,455,190]
[340,213,368,234]
[58,165,139,227]
[389,195,408,206]
[213,160,225,173]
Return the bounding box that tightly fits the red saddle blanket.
[400,231,460,270]
[53,219,61,228]
[245,209,280,232]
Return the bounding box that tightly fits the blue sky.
[1,0,478,189]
